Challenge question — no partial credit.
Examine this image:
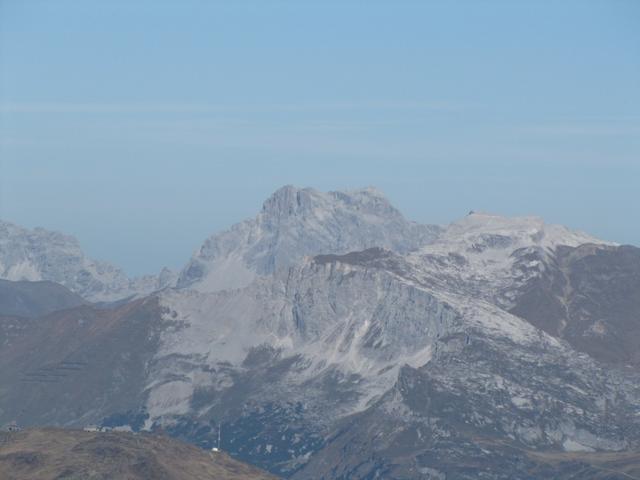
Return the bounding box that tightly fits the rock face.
[0,428,278,480]
[150,242,640,478]
[1,187,639,480]
[0,220,176,302]
[177,186,441,292]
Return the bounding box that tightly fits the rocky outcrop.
[0,220,175,302]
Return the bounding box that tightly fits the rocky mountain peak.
[0,220,173,302]
[177,186,441,292]
[260,185,313,219]
[260,185,402,225]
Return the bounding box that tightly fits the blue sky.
[1,0,638,275]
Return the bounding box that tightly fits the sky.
[0,0,639,275]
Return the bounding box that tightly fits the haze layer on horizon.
[1,0,638,275]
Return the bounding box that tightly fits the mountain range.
[1,186,639,479]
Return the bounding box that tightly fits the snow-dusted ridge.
[442,210,611,251]
[403,211,616,307]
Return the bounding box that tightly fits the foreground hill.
[0,428,278,480]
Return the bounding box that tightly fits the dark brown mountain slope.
[509,244,640,366]
[0,279,86,318]
[0,428,278,480]
[0,297,163,427]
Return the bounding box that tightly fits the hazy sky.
[1,1,638,275]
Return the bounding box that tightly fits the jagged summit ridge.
[177,185,442,292]
[0,220,175,302]
[261,185,401,222]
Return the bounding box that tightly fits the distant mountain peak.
[0,219,174,302]
[260,185,320,220]
[177,185,441,292]
[260,185,400,220]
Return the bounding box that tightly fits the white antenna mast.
[211,422,222,453]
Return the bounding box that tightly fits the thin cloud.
[516,122,640,137]
[0,100,472,114]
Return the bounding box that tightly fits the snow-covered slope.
[176,185,441,292]
[0,220,175,302]
[406,211,615,307]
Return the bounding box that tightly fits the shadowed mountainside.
[509,244,640,366]
[0,298,162,427]
[0,279,86,318]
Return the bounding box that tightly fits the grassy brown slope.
[0,428,278,480]
[526,449,640,480]
[0,298,162,427]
